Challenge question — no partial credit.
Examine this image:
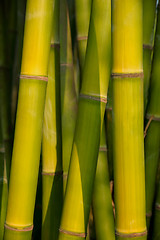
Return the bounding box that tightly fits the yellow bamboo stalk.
[112,0,147,239]
[4,0,54,239]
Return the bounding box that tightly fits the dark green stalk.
[152,177,160,240]
[60,0,78,191]
[145,4,160,230]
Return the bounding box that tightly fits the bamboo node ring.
[60,63,73,68]
[0,147,5,153]
[115,229,147,238]
[59,228,87,238]
[144,115,154,138]
[146,114,160,122]
[146,211,152,217]
[51,43,60,49]
[143,44,153,50]
[99,147,107,152]
[42,170,63,176]
[20,74,48,82]
[4,224,33,232]
[77,36,88,41]
[111,72,144,79]
[80,94,107,104]
[155,203,160,211]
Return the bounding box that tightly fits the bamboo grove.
[0,0,160,240]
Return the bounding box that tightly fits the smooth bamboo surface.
[75,0,92,73]
[143,0,157,112]
[144,4,160,229]
[42,0,63,239]
[60,0,78,192]
[93,122,115,240]
[58,0,111,239]
[4,0,54,239]
[112,0,146,239]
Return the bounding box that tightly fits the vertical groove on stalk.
[4,0,54,239]
[112,0,146,239]
[144,4,160,230]
[42,0,63,239]
[60,0,78,192]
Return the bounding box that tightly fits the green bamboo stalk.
[143,0,157,112]
[93,122,115,240]
[112,0,147,239]
[144,4,160,230]
[60,0,78,191]
[42,0,63,239]
[75,0,92,74]
[105,79,113,180]
[4,0,54,239]
[0,118,8,240]
[58,0,111,239]
[152,178,160,240]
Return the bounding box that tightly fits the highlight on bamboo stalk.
[144,2,160,230]
[42,0,63,239]
[58,0,111,239]
[143,0,157,112]
[60,0,78,192]
[3,0,54,239]
[112,0,147,239]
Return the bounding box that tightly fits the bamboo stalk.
[144,4,160,230]
[58,0,111,239]
[152,177,160,240]
[112,0,147,239]
[75,0,92,74]
[93,122,115,240]
[4,0,54,239]
[60,0,78,192]
[42,0,63,239]
[143,0,157,112]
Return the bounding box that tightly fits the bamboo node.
[63,172,68,179]
[155,203,160,211]
[0,147,5,153]
[115,230,147,238]
[51,43,60,49]
[42,170,63,176]
[0,177,7,184]
[99,147,107,152]
[146,211,152,217]
[80,94,107,104]
[59,228,87,238]
[60,63,73,68]
[144,115,154,138]
[106,106,112,111]
[4,224,33,232]
[146,114,160,123]
[143,44,153,50]
[111,72,144,79]
[20,74,48,82]
[77,36,88,41]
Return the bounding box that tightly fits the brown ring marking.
[51,43,60,49]
[60,63,73,67]
[59,228,87,238]
[80,94,107,104]
[20,74,48,82]
[155,203,160,211]
[0,147,5,153]
[143,44,153,50]
[112,72,144,79]
[42,170,63,176]
[146,114,160,122]
[5,224,33,232]
[115,230,147,238]
[77,36,88,41]
[146,211,152,217]
[106,106,112,111]
[99,147,107,152]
